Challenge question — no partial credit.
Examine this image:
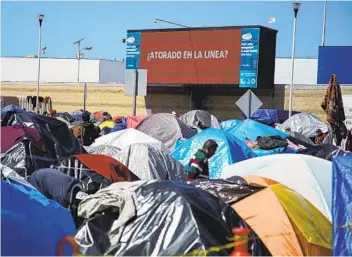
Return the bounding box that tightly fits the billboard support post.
[132,69,139,116]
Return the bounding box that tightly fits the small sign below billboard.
[126,32,141,70]
[236,89,262,118]
[125,69,147,96]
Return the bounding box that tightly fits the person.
[28,168,88,228]
[315,129,328,145]
[76,112,100,146]
[188,139,218,180]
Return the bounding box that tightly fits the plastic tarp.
[172,128,256,179]
[90,128,169,153]
[180,110,221,130]
[115,143,187,181]
[1,111,85,161]
[136,113,197,150]
[127,115,148,129]
[332,156,352,256]
[99,120,115,131]
[226,119,292,156]
[75,180,270,256]
[221,154,333,222]
[300,144,351,161]
[1,164,35,189]
[221,119,242,130]
[278,112,332,140]
[248,109,300,124]
[191,178,263,204]
[1,180,76,256]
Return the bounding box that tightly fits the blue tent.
[1,181,76,256]
[242,109,301,124]
[102,123,127,135]
[332,155,352,256]
[1,104,22,113]
[171,128,256,179]
[226,119,296,156]
[220,119,242,130]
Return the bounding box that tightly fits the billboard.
[126,27,261,86]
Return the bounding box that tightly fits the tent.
[278,113,332,142]
[1,180,76,256]
[180,110,221,130]
[99,120,115,131]
[56,112,74,123]
[286,131,315,147]
[1,125,54,178]
[101,123,127,135]
[221,154,333,222]
[136,113,197,150]
[248,109,300,125]
[87,145,121,157]
[233,176,332,256]
[300,144,351,161]
[226,119,293,156]
[332,156,352,256]
[221,119,242,130]
[127,115,148,129]
[172,128,256,179]
[90,128,169,153]
[115,143,187,181]
[75,180,270,256]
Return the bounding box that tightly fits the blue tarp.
[171,128,256,179]
[1,181,76,256]
[103,123,127,135]
[226,119,293,156]
[220,119,242,130]
[243,109,300,124]
[332,155,352,256]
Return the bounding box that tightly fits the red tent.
[127,115,149,129]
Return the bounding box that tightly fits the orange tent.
[127,115,148,129]
[233,176,332,256]
[74,154,139,182]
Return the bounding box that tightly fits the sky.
[1,1,352,60]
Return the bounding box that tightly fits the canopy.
[332,156,352,256]
[1,180,76,256]
[136,113,197,150]
[172,128,256,179]
[75,180,269,256]
[221,154,333,222]
[233,176,332,256]
[90,128,169,153]
[221,119,242,130]
[279,112,331,139]
[115,143,187,181]
[180,110,221,130]
[248,109,300,125]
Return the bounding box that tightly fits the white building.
[1,56,319,85]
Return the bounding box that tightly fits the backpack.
[257,136,288,150]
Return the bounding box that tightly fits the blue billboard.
[239,28,260,88]
[126,32,141,70]
[317,46,352,84]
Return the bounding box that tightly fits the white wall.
[274,58,318,85]
[1,57,319,85]
[99,60,125,84]
[1,57,100,83]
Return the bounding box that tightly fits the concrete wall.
[99,60,125,84]
[2,57,319,85]
[274,58,318,85]
[2,83,352,121]
[1,57,100,83]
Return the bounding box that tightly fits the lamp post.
[288,2,301,118]
[322,0,327,46]
[73,38,93,83]
[36,14,44,114]
[153,18,189,28]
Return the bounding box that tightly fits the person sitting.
[76,112,100,146]
[188,139,218,180]
[315,129,328,145]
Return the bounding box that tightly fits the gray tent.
[136,113,197,150]
[180,110,221,131]
[114,143,187,181]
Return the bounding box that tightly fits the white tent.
[90,128,169,153]
[115,143,187,181]
[221,154,333,222]
[136,113,196,150]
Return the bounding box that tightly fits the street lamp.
[73,37,92,83]
[153,18,190,28]
[36,14,44,114]
[322,0,327,46]
[288,2,301,118]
